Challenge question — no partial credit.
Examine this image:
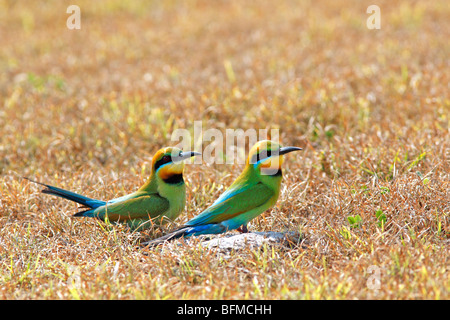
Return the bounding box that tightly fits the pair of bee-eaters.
[27,140,301,245]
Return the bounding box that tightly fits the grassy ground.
[0,0,449,299]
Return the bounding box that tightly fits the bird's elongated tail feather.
[24,177,106,209]
[143,223,228,247]
[143,227,192,247]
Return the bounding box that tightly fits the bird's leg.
[237,224,249,233]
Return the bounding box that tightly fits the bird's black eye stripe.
[154,154,173,171]
[250,149,279,164]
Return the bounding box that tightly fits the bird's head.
[246,140,302,176]
[152,147,201,183]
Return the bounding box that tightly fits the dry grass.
[0,0,449,299]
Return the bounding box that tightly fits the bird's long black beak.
[174,151,201,162]
[279,146,302,155]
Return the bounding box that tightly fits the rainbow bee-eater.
[145,140,302,246]
[26,147,200,231]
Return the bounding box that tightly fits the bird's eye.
[163,155,171,163]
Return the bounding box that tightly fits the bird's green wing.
[186,183,274,226]
[93,193,170,222]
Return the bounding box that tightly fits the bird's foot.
[237,225,249,233]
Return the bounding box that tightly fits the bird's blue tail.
[25,177,106,210]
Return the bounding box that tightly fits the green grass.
[0,0,449,299]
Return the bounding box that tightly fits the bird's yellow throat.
[258,155,284,175]
[157,162,185,181]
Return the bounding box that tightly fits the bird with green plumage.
[145,140,302,246]
[26,147,200,231]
